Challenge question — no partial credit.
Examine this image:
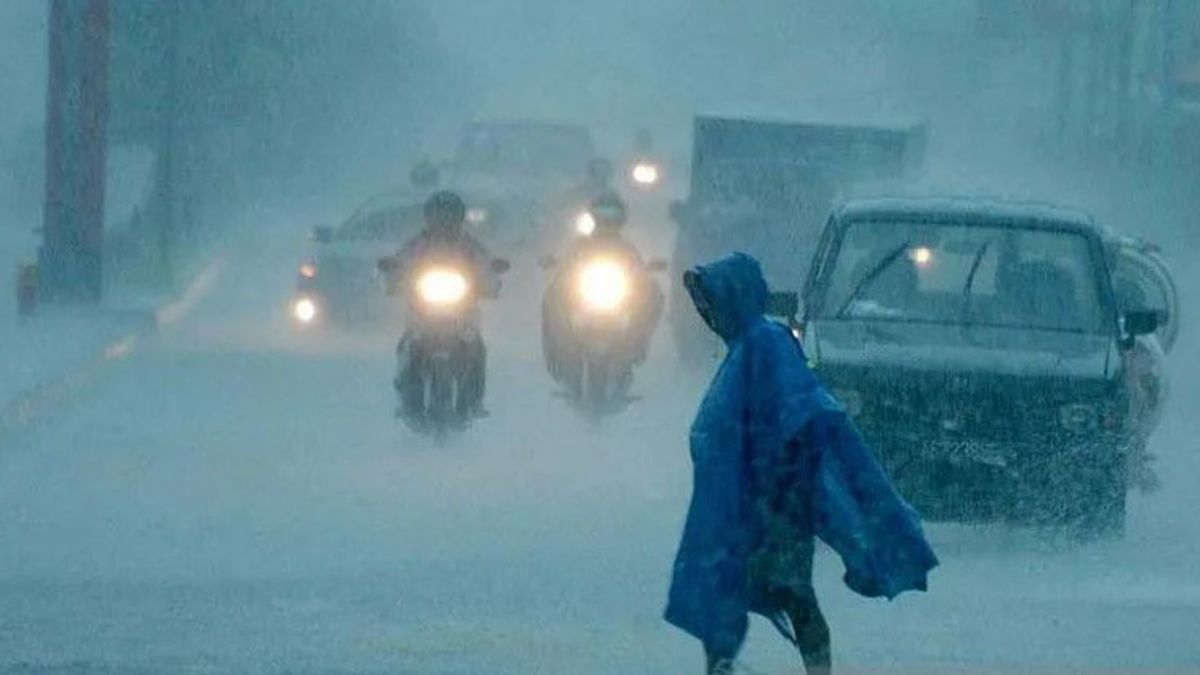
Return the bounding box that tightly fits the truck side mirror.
[1124,309,1159,338]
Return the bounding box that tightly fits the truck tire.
[1070,449,1128,539]
[1011,446,1127,538]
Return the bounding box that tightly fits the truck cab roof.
[832,197,1101,237]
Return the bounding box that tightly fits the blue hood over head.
[666,253,938,650]
[684,252,769,343]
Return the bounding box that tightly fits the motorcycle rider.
[542,191,663,388]
[385,191,499,423]
[570,157,615,203]
[548,157,616,246]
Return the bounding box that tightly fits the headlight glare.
[578,260,630,313]
[418,268,470,307]
[575,211,596,236]
[631,162,660,186]
[292,296,318,324]
[466,207,488,225]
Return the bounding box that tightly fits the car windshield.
[456,124,593,178]
[337,204,424,242]
[818,219,1108,334]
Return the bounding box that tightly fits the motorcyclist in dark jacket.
[385,191,498,422]
[542,192,663,385]
[564,157,615,207]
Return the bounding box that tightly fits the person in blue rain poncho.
[665,253,938,674]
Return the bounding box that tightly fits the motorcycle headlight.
[292,296,318,324]
[578,260,630,313]
[1059,403,1099,432]
[575,211,596,236]
[631,162,660,186]
[418,268,470,307]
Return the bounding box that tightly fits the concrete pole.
[156,0,182,287]
[40,0,111,303]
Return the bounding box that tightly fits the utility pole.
[156,0,182,288]
[1114,0,1137,162]
[40,0,111,303]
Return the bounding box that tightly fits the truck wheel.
[585,357,609,410]
[1080,454,1123,538]
[1067,449,1128,540]
[1011,448,1127,538]
[428,359,453,434]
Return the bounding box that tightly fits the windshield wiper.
[960,241,991,325]
[834,241,911,318]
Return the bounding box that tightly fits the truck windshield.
[818,220,1108,334]
[456,124,593,178]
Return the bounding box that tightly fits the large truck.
[669,115,927,362]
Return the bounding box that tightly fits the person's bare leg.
[704,647,736,675]
[786,593,831,674]
[703,623,747,675]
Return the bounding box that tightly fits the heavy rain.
[1,1,1197,673]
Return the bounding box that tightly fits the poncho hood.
[684,252,769,343]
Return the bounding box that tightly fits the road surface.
[2,224,1199,674]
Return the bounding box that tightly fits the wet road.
[2,229,1199,674]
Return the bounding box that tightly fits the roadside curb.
[0,257,226,445]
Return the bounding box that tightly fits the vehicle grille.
[825,368,1108,446]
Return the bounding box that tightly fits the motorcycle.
[542,250,665,418]
[380,255,509,439]
[289,261,323,327]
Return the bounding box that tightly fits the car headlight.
[292,296,318,324]
[1059,403,1099,432]
[418,268,470,307]
[832,388,863,417]
[578,260,630,313]
[631,162,660,186]
[908,246,934,269]
[466,207,488,225]
[575,211,596,236]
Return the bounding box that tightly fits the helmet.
[424,191,466,234]
[586,157,614,186]
[410,160,440,191]
[589,192,627,234]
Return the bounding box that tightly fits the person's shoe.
[707,658,736,675]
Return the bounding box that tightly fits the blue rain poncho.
[665,253,938,648]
